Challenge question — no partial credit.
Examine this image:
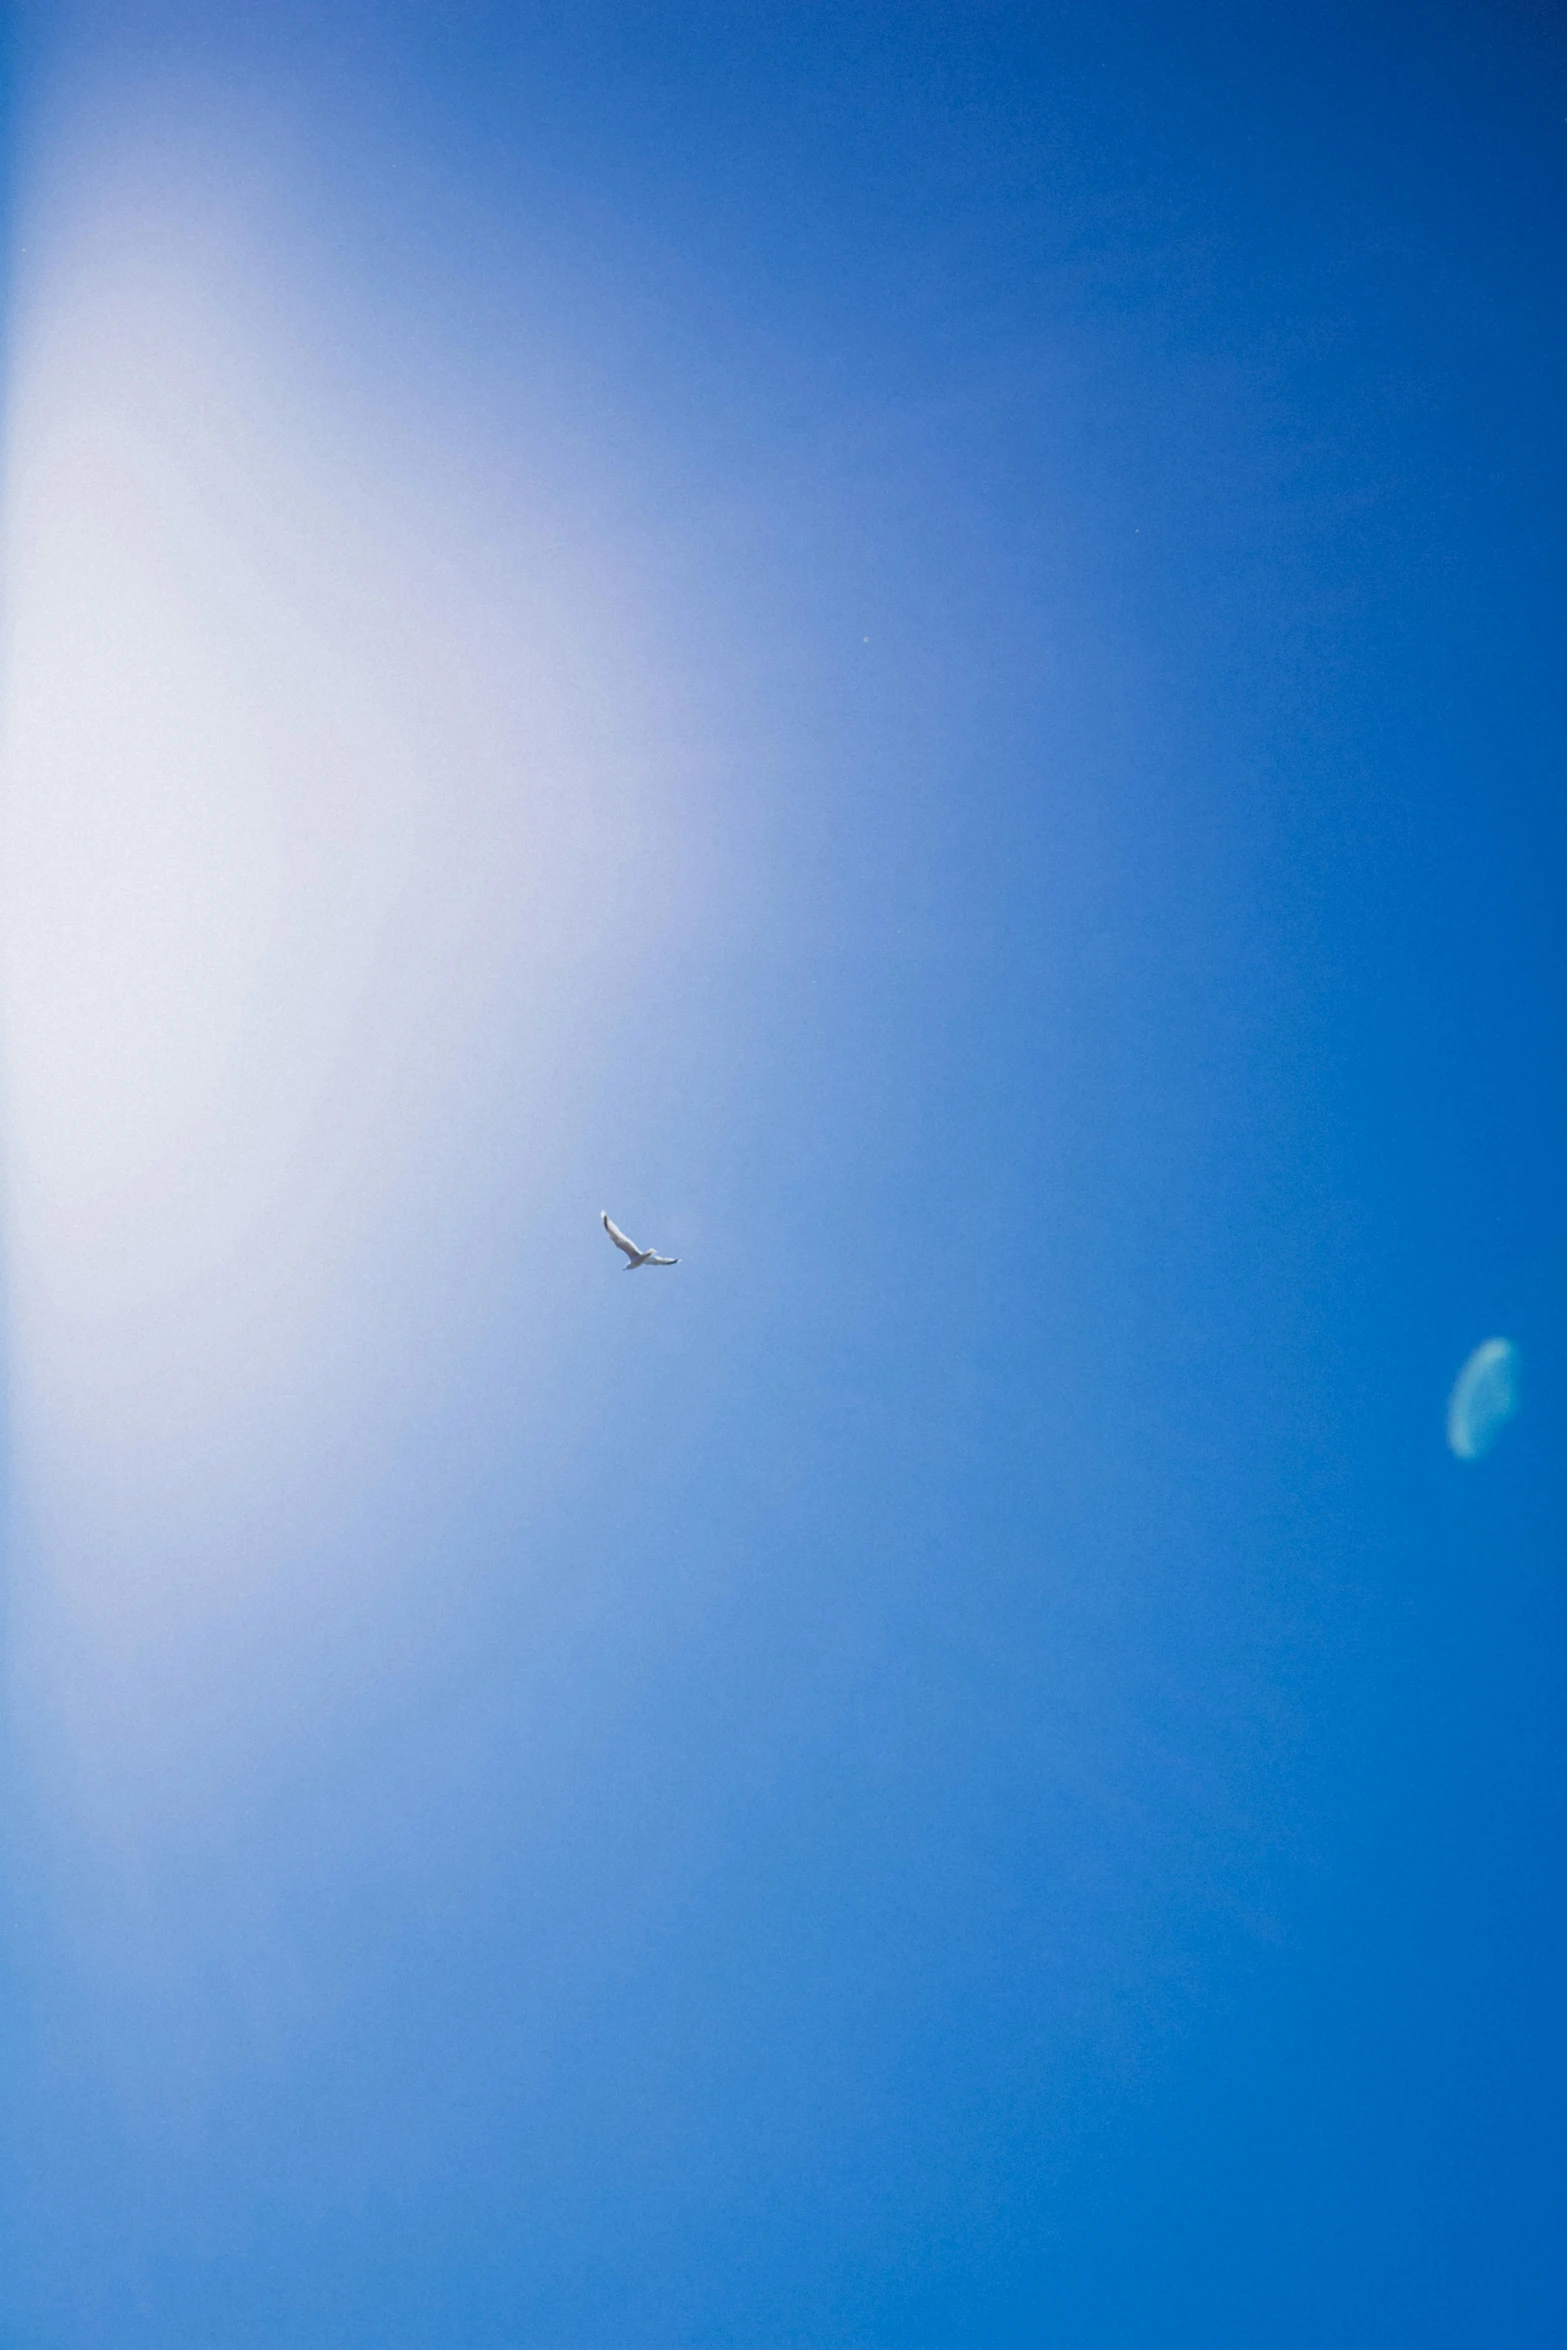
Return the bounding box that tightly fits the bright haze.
[1,5,1563,2346]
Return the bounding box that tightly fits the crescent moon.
[1446,1337,1521,1461]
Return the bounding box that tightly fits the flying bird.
[602,1212,678,1269]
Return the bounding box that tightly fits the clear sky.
[1,4,1564,2345]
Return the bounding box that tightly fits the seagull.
[602,1212,679,1269]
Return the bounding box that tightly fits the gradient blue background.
[2,4,1565,2345]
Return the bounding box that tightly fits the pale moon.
[1446,1337,1521,1461]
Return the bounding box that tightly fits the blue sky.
[1,4,1564,2345]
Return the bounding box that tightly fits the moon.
[1446,1337,1521,1461]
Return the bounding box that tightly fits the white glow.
[0,113,703,1690]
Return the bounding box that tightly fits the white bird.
[602,1212,678,1269]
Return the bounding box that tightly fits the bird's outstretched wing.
[647,1253,679,1266]
[602,1213,642,1262]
